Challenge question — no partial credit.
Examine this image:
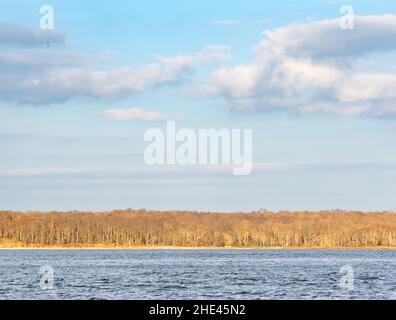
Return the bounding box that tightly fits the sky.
[1,0,396,212]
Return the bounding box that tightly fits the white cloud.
[210,64,260,98]
[100,107,183,121]
[0,55,192,104]
[271,58,344,89]
[196,45,231,63]
[0,168,99,177]
[0,23,65,47]
[249,19,271,25]
[0,24,201,105]
[212,19,271,27]
[261,15,396,58]
[207,15,396,117]
[212,20,241,26]
[5,162,394,180]
[0,162,293,178]
[146,54,195,85]
[337,73,396,102]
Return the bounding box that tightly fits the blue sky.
[1,0,396,211]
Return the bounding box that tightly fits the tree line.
[1,210,396,248]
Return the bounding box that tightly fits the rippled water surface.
[0,249,395,299]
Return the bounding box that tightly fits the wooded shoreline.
[1,210,396,249]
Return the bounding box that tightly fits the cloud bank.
[0,23,65,47]
[3,16,396,118]
[0,24,229,105]
[207,15,396,117]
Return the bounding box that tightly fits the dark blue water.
[0,249,395,299]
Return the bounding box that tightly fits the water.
[0,249,395,300]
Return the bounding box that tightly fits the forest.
[1,210,396,248]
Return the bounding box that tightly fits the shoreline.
[1,245,396,250]
[3,211,396,251]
